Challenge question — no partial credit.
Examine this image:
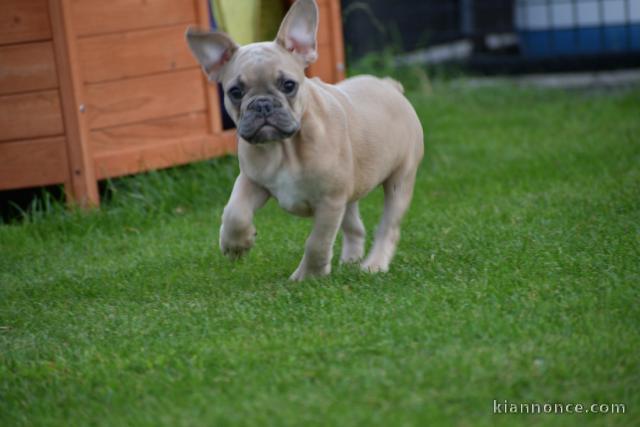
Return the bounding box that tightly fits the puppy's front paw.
[360,256,390,273]
[289,263,331,282]
[219,224,256,260]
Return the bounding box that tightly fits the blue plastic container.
[515,0,640,57]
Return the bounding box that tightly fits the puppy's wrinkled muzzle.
[238,97,300,144]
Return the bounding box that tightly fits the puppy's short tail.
[383,77,405,94]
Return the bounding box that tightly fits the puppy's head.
[186,0,319,144]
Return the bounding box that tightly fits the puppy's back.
[334,75,424,196]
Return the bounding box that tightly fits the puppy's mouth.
[238,117,299,144]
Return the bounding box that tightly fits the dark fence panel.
[342,0,462,59]
[342,0,640,73]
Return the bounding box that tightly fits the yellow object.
[211,0,285,44]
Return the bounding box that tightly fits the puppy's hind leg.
[340,201,366,263]
[362,166,417,273]
[290,200,346,281]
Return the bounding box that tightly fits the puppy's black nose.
[248,97,274,116]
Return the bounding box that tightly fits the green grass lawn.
[1,83,639,426]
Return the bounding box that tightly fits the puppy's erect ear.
[275,0,319,67]
[185,27,239,81]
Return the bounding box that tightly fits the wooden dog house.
[0,0,345,206]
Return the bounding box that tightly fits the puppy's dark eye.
[228,86,243,101]
[281,80,297,95]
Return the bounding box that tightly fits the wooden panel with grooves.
[78,25,198,84]
[0,0,344,204]
[0,90,64,142]
[84,68,206,130]
[94,131,237,180]
[72,0,197,37]
[0,0,52,45]
[0,137,69,190]
[90,112,209,156]
[0,42,58,95]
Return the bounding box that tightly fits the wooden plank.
[308,43,335,83]
[0,137,69,190]
[316,1,331,46]
[49,0,100,207]
[306,0,344,83]
[0,42,58,95]
[94,131,237,180]
[78,24,198,84]
[72,0,197,37]
[85,68,206,130]
[0,90,63,142]
[0,0,52,45]
[90,112,209,155]
[327,0,346,81]
[195,0,223,134]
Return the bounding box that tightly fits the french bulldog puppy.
[186,0,423,281]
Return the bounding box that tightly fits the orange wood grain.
[195,0,223,134]
[304,0,345,83]
[71,0,197,37]
[94,131,237,180]
[90,112,209,155]
[328,0,346,81]
[0,42,58,96]
[78,24,198,84]
[0,90,64,142]
[0,0,52,45]
[84,68,206,130]
[49,0,100,207]
[316,1,331,46]
[0,137,69,190]
[308,43,335,83]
